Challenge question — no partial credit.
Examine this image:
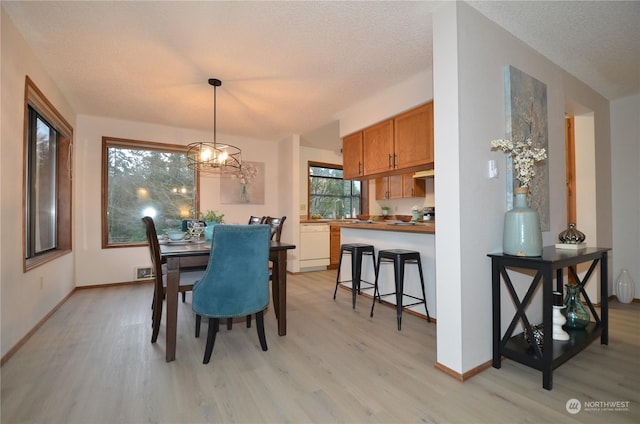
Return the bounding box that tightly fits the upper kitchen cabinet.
[375,173,426,200]
[362,120,394,176]
[342,131,364,179]
[394,102,433,169]
[342,102,434,180]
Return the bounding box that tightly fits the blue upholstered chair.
[192,224,271,364]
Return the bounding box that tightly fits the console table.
[488,246,610,390]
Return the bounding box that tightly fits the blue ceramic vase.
[503,187,542,257]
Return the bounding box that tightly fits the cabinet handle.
[394,154,398,169]
[358,162,362,175]
[388,154,393,169]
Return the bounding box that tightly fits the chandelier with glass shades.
[186,78,242,174]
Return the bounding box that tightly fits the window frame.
[307,161,363,219]
[101,137,201,249]
[23,76,74,272]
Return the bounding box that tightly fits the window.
[102,137,199,247]
[308,162,361,219]
[24,76,73,271]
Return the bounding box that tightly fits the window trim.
[101,136,201,249]
[23,76,74,272]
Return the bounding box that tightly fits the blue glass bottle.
[562,284,590,330]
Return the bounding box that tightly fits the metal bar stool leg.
[333,247,346,300]
[394,256,406,331]
[370,255,383,317]
[351,247,364,309]
[416,258,431,323]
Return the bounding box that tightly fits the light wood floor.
[1,270,638,423]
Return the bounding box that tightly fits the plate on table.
[159,238,206,245]
[390,222,416,226]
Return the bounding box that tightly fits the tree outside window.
[308,162,360,219]
[103,138,197,247]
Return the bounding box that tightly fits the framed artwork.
[220,161,265,204]
[504,65,550,231]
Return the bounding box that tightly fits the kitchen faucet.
[334,199,345,219]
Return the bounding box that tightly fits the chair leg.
[203,318,219,364]
[227,318,233,330]
[246,314,252,328]
[195,314,201,338]
[256,311,268,351]
[151,292,163,343]
[182,291,186,303]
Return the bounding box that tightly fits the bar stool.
[333,243,377,309]
[370,249,431,330]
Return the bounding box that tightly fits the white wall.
[74,115,281,286]
[337,70,434,137]
[1,9,77,358]
[278,135,300,272]
[610,94,640,299]
[432,2,613,375]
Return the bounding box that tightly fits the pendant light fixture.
[186,78,242,174]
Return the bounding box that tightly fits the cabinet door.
[375,175,404,199]
[402,174,426,198]
[363,120,394,175]
[375,177,387,200]
[329,226,341,269]
[342,132,363,179]
[394,102,434,169]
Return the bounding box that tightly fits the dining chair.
[192,224,271,364]
[264,216,286,241]
[142,216,204,343]
[248,215,266,225]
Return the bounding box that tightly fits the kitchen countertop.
[301,219,435,234]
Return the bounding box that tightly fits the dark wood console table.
[488,246,610,390]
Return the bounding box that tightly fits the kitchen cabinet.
[375,173,425,200]
[329,225,341,269]
[394,102,434,168]
[342,132,364,179]
[362,120,394,176]
[342,102,434,180]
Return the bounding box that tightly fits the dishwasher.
[300,223,330,271]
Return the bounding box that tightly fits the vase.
[503,186,542,257]
[615,268,636,304]
[240,184,249,203]
[204,222,216,241]
[412,210,421,221]
[562,284,590,330]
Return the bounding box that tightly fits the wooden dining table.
[160,240,296,362]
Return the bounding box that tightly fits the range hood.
[413,169,435,179]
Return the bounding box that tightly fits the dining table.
[160,239,296,362]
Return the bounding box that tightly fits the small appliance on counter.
[423,207,435,221]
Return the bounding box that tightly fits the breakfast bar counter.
[303,219,435,234]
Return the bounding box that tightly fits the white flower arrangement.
[490,137,547,187]
[232,162,259,185]
[412,205,421,211]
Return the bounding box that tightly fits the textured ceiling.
[3,1,639,149]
